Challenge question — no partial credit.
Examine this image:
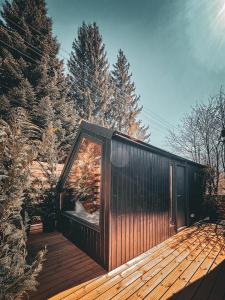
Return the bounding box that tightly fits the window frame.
[61,132,104,231]
[169,162,175,226]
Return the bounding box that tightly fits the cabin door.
[176,165,186,230]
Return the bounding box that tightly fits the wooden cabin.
[56,121,205,271]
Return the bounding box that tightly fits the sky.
[45,0,225,149]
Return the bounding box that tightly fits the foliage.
[24,123,60,231]
[64,138,101,213]
[201,195,225,221]
[201,197,219,221]
[0,0,78,161]
[111,49,150,141]
[38,124,59,223]
[68,22,113,127]
[0,109,46,300]
[167,87,225,194]
[68,23,150,141]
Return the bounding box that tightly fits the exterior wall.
[188,165,205,222]
[109,136,204,270]
[109,137,171,270]
[57,122,205,271]
[61,214,101,264]
[57,128,111,270]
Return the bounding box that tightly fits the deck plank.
[160,236,222,299]
[28,223,225,300]
[52,228,197,300]
[60,228,200,300]
[27,227,106,300]
[126,232,208,299]
[147,234,217,299]
[97,231,206,300]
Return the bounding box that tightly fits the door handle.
[177,195,182,197]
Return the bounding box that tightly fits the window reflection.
[61,137,102,226]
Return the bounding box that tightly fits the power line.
[142,110,170,131]
[3,17,106,77]
[4,16,43,37]
[142,111,170,134]
[0,80,172,136]
[0,31,111,103]
[0,17,177,133]
[4,16,100,68]
[0,39,38,64]
[144,106,176,129]
[2,17,101,79]
[1,25,45,58]
[0,41,175,134]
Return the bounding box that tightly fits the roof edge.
[80,120,115,139]
[56,120,115,189]
[57,121,205,190]
[112,132,206,168]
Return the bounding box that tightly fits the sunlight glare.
[185,0,225,71]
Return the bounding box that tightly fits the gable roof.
[57,120,205,189]
[81,121,205,167]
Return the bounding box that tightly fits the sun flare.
[185,0,225,71]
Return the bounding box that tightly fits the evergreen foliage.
[24,120,63,232]
[68,23,149,140]
[0,108,45,299]
[68,22,113,127]
[0,0,78,159]
[111,49,150,141]
[37,123,59,227]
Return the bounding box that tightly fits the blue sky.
[46,0,225,149]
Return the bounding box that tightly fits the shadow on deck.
[28,222,225,300]
[28,226,106,300]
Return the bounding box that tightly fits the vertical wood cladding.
[109,136,205,270]
[58,128,112,270]
[58,122,205,271]
[61,214,101,264]
[188,164,205,222]
[110,137,171,269]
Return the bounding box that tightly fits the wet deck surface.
[29,223,225,299]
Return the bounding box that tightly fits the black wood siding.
[109,137,171,269]
[188,165,205,222]
[61,214,101,263]
[109,136,204,270]
[58,129,112,270]
[57,122,205,271]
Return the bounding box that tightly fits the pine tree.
[0,108,46,299]
[111,49,150,141]
[68,22,113,127]
[0,0,78,159]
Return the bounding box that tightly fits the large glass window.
[61,137,102,227]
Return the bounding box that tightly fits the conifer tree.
[68,22,113,127]
[0,0,77,159]
[0,108,45,299]
[111,49,150,141]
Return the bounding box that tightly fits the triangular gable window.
[60,136,102,227]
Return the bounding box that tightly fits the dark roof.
[80,121,205,168]
[57,120,205,189]
[80,120,114,139]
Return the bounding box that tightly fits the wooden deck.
[28,225,106,299]
[28,223,225,300]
